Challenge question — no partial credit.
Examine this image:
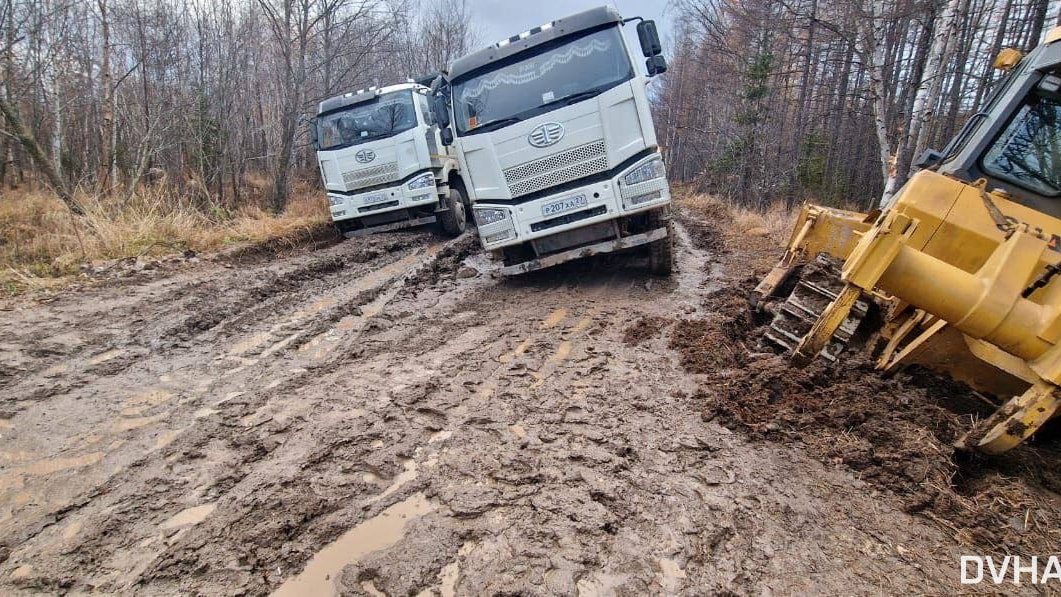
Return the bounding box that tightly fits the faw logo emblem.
[355,149,376,163]
[528,122,565,148]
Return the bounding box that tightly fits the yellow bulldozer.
[753,32,1061,454]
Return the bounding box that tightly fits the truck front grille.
[504,141,608,197]
[342,162,399,188]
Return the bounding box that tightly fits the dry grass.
[0,182,329,292]
[675,192,798,240]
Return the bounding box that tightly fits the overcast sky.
[464,0,674,51]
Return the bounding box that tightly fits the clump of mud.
[622,315,671,346]
[401,234,480,290]
[675,196,1061,556]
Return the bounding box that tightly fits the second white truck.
[432,6,673,274]
[312,82,469,238]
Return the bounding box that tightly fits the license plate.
[362,193,388,205]
[541,194,588,217]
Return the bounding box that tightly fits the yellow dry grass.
[675,192,798,240]
[0,183,329,292]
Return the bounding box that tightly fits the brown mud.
[0,202,1056,595]
[676,200,1061,562]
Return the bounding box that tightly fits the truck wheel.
[439,188,467,236]
[648,221,674,276]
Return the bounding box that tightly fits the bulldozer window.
[982,94,1061,196]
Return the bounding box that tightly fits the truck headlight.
[407,173,434,190]
[328,195,344,206]
[474,207,508,226]
[623,157,666,186]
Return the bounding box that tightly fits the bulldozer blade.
[965,380,1061,454]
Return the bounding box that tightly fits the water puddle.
[121,390,173,410]
[111,412,168,433]
[155,430,182,450]
[272,493,434,597]
[160,503,217,530]
[498,338,532,364]
[1,452,106,491]
[0,450,34,462]
[541,308,569,329]
[88,349,124,366]
[439,559,460,597]
[215,391,244,406]
[550,341,573,363]
[229,331,274,356]
[61,520,83,540]
[42,363,70,377]
[260,333,299,358]
[361,580,387,596]
[569,316,594,335]
[671,221,723,299]
[428,430,453,444]
[297,296,337,317]
[23,452,105,476]
[657,558,687,592]
[363,458,418,506]
[298,290,393,360]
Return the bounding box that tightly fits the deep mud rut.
[0,205,1057,595]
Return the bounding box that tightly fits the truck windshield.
[982,93,1061,196]
[317,91,417,151]
[451,26,633,136]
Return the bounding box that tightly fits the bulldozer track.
[761,254,870,362]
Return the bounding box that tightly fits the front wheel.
[646,211,673,276]
[438,188,467,236]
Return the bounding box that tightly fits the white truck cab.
[312,82,468,238]
[432,6,673,274]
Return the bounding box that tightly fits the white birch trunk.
[906,0,962,176]
[862,2,899,204]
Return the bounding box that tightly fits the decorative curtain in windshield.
[452,27,632,135]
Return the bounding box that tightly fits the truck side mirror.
[646,55,667,76]
[431,95,451,128]
[440,127,453,146]
[636,20,662,57]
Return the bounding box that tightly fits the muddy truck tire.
[647,211,674,276]
[438,188,468,237]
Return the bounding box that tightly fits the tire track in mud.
[0,220,1001,595]
[0,230,470,593]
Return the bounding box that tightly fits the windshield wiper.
[549,87,608,107]
[470,117,522,134]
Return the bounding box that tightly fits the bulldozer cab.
[930,31,1061,218]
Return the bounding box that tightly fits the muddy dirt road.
[1,204,1056,595]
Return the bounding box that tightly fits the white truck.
[431,6,673,274]
[311,82,469,238]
